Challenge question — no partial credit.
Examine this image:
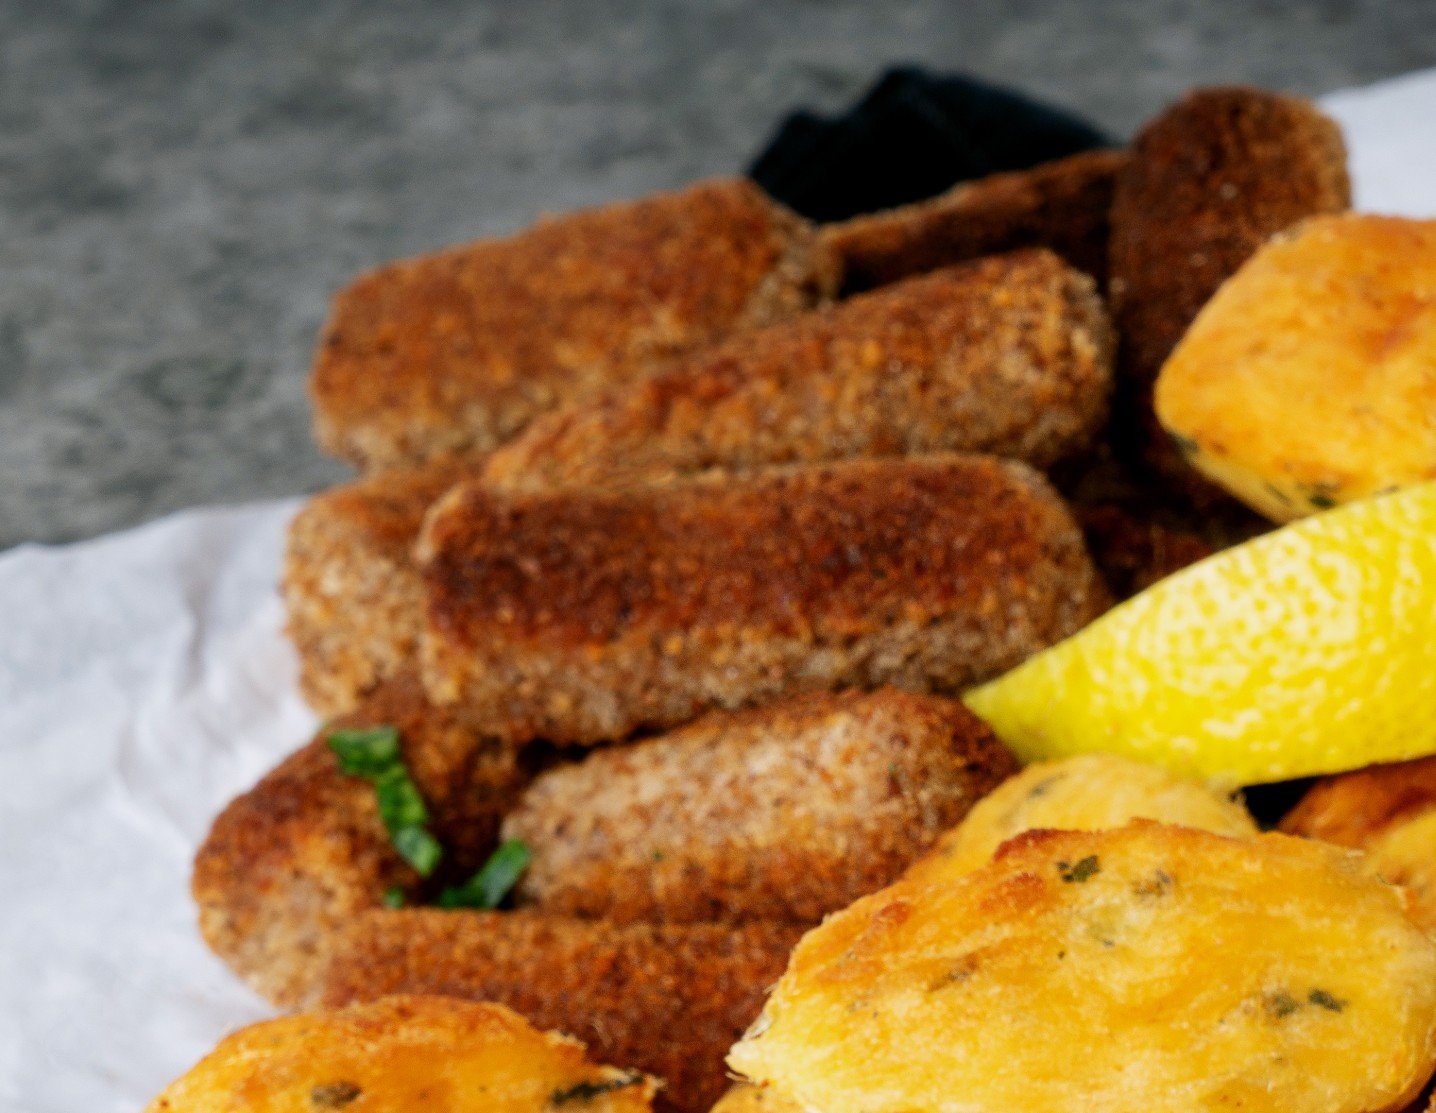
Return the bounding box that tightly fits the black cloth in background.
[749,66,1113,223]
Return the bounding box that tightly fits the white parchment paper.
[1,70,1434,1113]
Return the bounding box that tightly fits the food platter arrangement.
[51,80,1436,1113]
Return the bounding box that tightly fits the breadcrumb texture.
[1155,214,1436,522]
[482,250,1113,495]
[193,677,526,1007]
[283,454,487,716]
[823,149,1125,293]
[906,753,1257,883]
[729,822,1436,1113]
[146,995,657,1113]
[1281,756,1436,850]
[312,178,839,470]
[1108,86,1350,501]
[418,455,1110,745]
[502,688,1018,924]
[318,910,804,1113]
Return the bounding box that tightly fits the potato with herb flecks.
[1155,214,1436,522]
[904,753,1256,884]
[708,1084,800,1112]
[728,822,1436,1113]
[146,995,657,1112]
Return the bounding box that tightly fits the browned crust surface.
[502,688,1019,924]
[1280,755,1436,850]
[192,676,526,1007]
[1107,86,1350,502]
[311,179,839,470]
[821,149,1126,293]
[282,454,488,716]
[317,910,805,1113]
[418,454,1111,745]
[481,250,1113,495]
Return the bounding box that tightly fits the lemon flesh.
[964,482,1436,786]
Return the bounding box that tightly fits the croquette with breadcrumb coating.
[823,149,1124,293]
[193,676,527,1007]
[418,454,1111,745]
[312,179,839,471]
[480,250,1113,496]
[1280,755,1436,850]
[318,910,804,1113]
[1108,86,1350,501]
[283,454,488,717]
[146,996,657,1113]
[502,688,1018,925]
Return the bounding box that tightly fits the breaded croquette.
[823,149,1125,293]
[318,911,804,1113]
[193,676,526,1007]
[1108,86,1350,500]
[417,455,1110,745]
[904,753,1257,884]
[708,1085,798,1112]
[728,822,1436,1113]
[312,179,840,470]
[502,688,1018,925]
[1280,755,1436,850]
[481,250,1113,495]
[1365,811,1436,935]
[146,996,657,1112]
[283,454,487,716]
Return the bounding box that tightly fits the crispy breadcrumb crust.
[311,179,840,470]
[317,911,804,1113]
[481,250,1113,495]
[283,455,488,716]
[146,996,658,1113]
[192,677,526,1007]
[822,150,1125,293]
[418,455,1111,745]
[1107,86,1350,503]
[1280,755,1436,850]
[502,688,1018,924]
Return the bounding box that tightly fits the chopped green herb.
[327,726,400,776]
[382,886,406,909]
[391,826,443,876]
[651,849,665,863]
[310,1081,362,1108]
[548,1071,645,1106]
[1309,493,1337,510]
[1057,855,1100,883]
[1265,991,1301,1019]
[374,766,430,831]
[439,839,532,909]
[1309,988,1346,1012]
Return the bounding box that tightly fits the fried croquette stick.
[317,910,804,1113]
[1107,86,1350,501]
[481,250,1113,496]
[193,676,527,1007]
[417,454,1110,745]
[728,822,1436,1113]
[822,149,1125,293]
[311,179,840,471]
[146,996,658,1113]
[1280,755,1436,850]
[283,454,488,716]
[502,688,1018,925]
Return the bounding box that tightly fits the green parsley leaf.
[1309,988,1346,1012]
[382,886,406,908]
[327,726,401,776]
[548,1071,644,1106]
[391,825,443,876]
[439,839,532,909]
[1057,855,1100,883]
[374,765,430,831]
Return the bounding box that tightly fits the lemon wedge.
[964,482,1436,786]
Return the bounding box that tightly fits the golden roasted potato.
[146,995,656,1112]
[1281,755,1436,851]
[1155,214,1436,522]
[708,1084,799,1112]
[905,753,1257,883]
[728,822,1436,1113]
[1366,810,1436,934]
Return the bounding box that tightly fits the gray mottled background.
[2,0,1433,550]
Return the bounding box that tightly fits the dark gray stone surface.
[2,0,1433,550]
